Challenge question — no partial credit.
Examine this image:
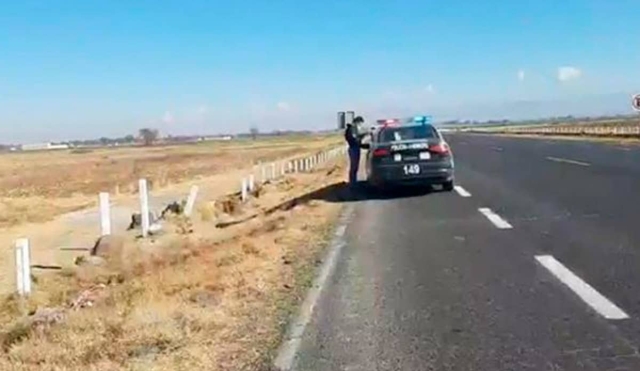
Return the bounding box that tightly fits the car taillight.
[429,143,450,155]
[373,148,389,157]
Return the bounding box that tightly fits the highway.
[289,134,640,370]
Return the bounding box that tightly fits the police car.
[364,115,455,191]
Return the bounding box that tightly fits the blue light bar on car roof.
[413,115,433,124]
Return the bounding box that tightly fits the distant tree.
[124,135,135,143]
[249,125,259,140]
[138,128,159,146]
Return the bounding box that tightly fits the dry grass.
[0,134,340,228]
[0,153,348,370]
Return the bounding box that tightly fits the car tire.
[442,180,454,192]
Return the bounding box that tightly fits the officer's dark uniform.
[344,117,368,186]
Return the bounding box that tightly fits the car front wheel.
[442,180,454,192]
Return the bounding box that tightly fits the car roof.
[372,123,439,139]
[371,123,442,143]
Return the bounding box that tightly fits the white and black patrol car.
[364,116,455,191]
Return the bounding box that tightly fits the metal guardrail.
[504,125,640,136]
[463,124,640,137]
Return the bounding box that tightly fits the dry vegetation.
[0,135,341,228]
[0,144,349,370]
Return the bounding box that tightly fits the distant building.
[199,135,233,141]
[21,142,70,151]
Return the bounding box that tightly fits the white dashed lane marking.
[535,255,629,320]
[546,156,591,167]
[454,186,471,197]
[478,207,513,229]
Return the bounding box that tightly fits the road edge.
[272,202,355,371]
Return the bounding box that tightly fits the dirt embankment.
[0,152,351,370]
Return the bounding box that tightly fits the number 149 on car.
[403,164,420,175]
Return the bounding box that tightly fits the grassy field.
[0,134,348,370]
[0,134,341,228]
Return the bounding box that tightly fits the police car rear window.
[379,125,438,142]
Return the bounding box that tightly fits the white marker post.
[99,192,111,236]
[15,242,24,296]
[138,179,150,238]
[248,174,255,192]
[241,178,248,202]
[15,238,31,296]
[261,165,268,183]
[288,161,293,173]
[271,163,277,179]
[184,185,199,217]
[281,162,286,177]
[294,159,299,173]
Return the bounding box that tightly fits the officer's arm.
[357,132,371,149]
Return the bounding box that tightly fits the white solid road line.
[535,255,629,320]
[478,207,513,229]
[273,204,355,371]
[454,186,472,197]
[546,156,591,167]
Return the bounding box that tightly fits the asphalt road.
[291,134,640,371]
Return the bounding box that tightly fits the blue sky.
[1,0,639,143]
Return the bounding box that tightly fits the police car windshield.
[379,125,438,142]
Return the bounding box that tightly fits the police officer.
[344,116,369,187]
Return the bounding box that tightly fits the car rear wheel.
[442,180,454,192]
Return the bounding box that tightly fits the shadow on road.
[304,180,435,203]
[263,180,435,216]
[214,180,438,229]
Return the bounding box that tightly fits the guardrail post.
[248,174,255,192]
[241,178,248,202]
[99,192,111,236]
[138,179,150,237]
[15,238,31,296]
[184,185,199,217]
